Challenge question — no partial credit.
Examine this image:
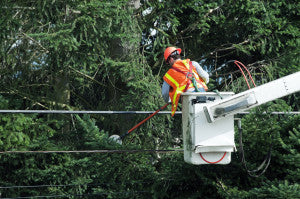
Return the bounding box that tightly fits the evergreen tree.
[0,0,299,198]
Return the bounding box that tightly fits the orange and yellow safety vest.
[163,59,208,116]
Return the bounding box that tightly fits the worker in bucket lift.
[162,46,209,116]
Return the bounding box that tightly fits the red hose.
[234,61,256,87]
[199,152,227,164]
[233,61,251,89]
[121,103,170,138]
[198,60,256,164]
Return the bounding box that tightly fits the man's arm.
[192,61,209,84]
[162,81,171,103]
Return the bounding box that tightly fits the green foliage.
[0,0,299,198]
[0,95,57,151]
[220,102,300,198]
[226,180,300,199]
[276,116,300,182]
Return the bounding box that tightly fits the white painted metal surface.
[181,71,300,165]
[182,92,235,165]
[204,71,300,123]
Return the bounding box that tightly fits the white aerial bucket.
[182,92,235,165]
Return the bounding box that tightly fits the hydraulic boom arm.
[204,71,300,123]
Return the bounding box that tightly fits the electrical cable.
[234,60,256,87]
[2,190,150,199]
[0,184,82,189]
[0,109,297,115]
[1,179,178,198]
[0,149,183,154]
[0,110,180,114]
[0,178,177,190]
[238,119,272,177]
[199,59,259,164]
[233,61,251,89]
[233,60,273,177]
[0,181,151,190]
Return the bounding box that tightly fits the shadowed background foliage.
[0,0,299,198]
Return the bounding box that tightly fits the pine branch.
[21,32,49,53]
[68,66,107,87]
[209,38,250,56]
[179,6,222,36]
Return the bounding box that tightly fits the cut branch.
[179,6,221,35]
[21,32,49,53]
[209,39,250,55]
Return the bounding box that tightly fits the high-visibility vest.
[163,59,208,116]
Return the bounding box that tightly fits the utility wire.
[2,191,150,199]
[0,149,183,154]
[237,111,300,115]
[0,184,81,189]
[0,179,173,190]
[0,110,298,115]
[0,110,181,114]
[0,178,177,190]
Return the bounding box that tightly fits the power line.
[0,149,183,154]
[0,178,176,190]
[237,111,300,115]
[0,184,80,189]
[0,110,298,115]
[0,181,149,189]
[2,191,150,199]
[0,110,181,114]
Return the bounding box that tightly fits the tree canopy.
[0,0,299,198]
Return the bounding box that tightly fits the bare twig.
[21,32,49,53]
[179,6,221,35]
[216,177,228,195]
[209,39,250,56]
[68,66,106,87]
[5,88,49,110]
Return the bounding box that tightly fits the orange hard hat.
[164,47,181,61]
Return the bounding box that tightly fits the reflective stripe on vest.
[164,73,186,116]
[182,60,208,91]
[163,59,208,116]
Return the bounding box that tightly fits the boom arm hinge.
[204,71,300,123]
